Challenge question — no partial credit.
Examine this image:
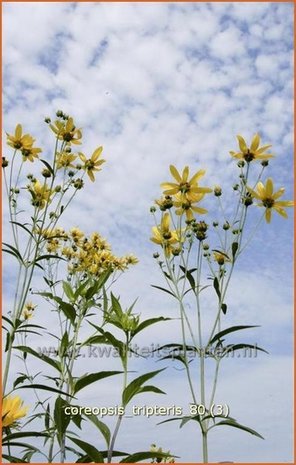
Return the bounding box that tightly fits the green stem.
[107,334,129,463]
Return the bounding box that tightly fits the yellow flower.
[50,117,82,145]
[21,145,42,163]
[6,124,34,150]
[151,212,180,257]
[213,251,231,266]
[56,151,77,169]
[79,146,105,182]
[125,254,139,265]
[173,192,207,221]
[247,178,294,223]
[230,134,274,163]
[2,395,29,427]
[46,239,60,253]
[70,227,84,242]
[161,165,212,202]
[28,180,53,210]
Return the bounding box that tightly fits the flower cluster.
[41,227,138,275]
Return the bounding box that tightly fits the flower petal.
[237,135,248,152]
[169,165,182,183]
[250,133,260,152]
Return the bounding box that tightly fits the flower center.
[180,182,190,193]
[163,231,172,240]
[243,150,255,163]
[262,198,274,208]
[63,132,73,142]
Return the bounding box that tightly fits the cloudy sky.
[3,2,293,463]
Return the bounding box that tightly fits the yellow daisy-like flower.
[161,165,212,202]
[22,301,37,320]
[173,192,207,221]
[50,117,82,145]
[230,134,274,163]
[213,251,231,266]
[28,180,53,210]
[79,146,105,182]
[21,145,42,163]
[151,212,180,257]
[247,178,294,223]
[56,151,77,169]
[2,395,29,427]
[6,124,34,150]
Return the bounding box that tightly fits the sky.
[2,2,294,463]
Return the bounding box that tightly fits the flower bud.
[56,110,63,117]
[55,185,62,192]
[243,193,253,207]
[214,185,222,197]
[44,117,51,124]
[150,206,156,213]
[233,184,239,191]
[203,243,209,250]
[2,157,9,168]
[42,168,51,178]
[261,160,269,167]
[213,221,219,227]
[237,160,245,168]
[65,147,72,153]
[223,222,230,230]
[153,252,160,259]
[73,179,84,190]
[68,170,75,177]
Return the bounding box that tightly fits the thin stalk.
[107,334,129,463]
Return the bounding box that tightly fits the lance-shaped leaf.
[54,397,71,445]
[179,266,197,291]
[221,343,268,357]
[209,325,260,345]
[131,317,171,338]
[14,346,62,372]
[68,437,104,463]
[151,285,176,298]
[122,368,165,406]
[120,451,177,463]
[84,414,111,447]
[208,419,264,439]
[74,371,122,394]
[63,281,75,302]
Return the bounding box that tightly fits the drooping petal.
[15,124,22,139]
[265,208,272,223]
[169,165,182,183]
[273,206,288,218]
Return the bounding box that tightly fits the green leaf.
[110,293,123,317]
[74,279,90,300]
[213,277,221,299]
[2,243,24,264]
[222,343,268,357]
[14,346,62,372]
[221,303,227,315]
[132,317,171,337]
[45,404,50,430]
[84,414,111,447]
[122,368,165,406]
[59,301,76,325]
[63,281,75,302]
[10,221,35,240]
[67,437,104,463]
[137,385,166,395]
[85,271,111,299]
[40,159,54,176]
[74,371,122,394]
[14,384,75,397]
[151,285,176,298]
[2,454,29,463]
[35,254,64,263]
[2,432,48,444]
[209,419,264,439]
[210,325,260,345]
[13,375,28,389]
[179,266,196,291]
[54,397,71,445]
[120,451,177,463]
[232,242,239,259]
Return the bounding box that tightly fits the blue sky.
[3,2,294,463]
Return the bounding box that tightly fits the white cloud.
[2,2,293,462]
